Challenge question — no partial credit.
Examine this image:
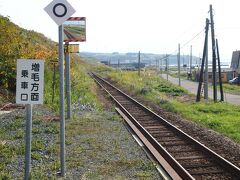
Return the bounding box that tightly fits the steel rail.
[90,72,240,179]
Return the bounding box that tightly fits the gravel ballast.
[0,103,162,179]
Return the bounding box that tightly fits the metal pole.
[24,104,32,180]
[178,43,181,86]
[210,4,217,102]
[59,25,65,176]
[65,43,71,119]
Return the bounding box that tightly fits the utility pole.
[204,38,208,100]
[118,59,120,70]
[196,18,209,102]
[190,45,192,78]
[178,43,181,86]
[216,39,224,101]
[210,4,217,102]
[160,57,163,76]
[138,51,141,76]
[183,54,185,68]
[166,55,169,81]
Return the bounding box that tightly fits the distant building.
[100,61,109,65]
[194,70,234,83]
[230,50,240,73]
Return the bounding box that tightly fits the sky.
[1,0,240,61]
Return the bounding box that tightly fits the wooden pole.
[138,51,140,76]
[216,39,224,101]
[178,43,181,86]
[210,4,217,102]
[196,19,209,102]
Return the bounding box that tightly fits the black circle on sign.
[53,3,67,17]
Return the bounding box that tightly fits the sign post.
[63,17,86,119]
[65,43,71,119]
[25,104,32,180]
[16,59,44,180]
[44,0,75,176]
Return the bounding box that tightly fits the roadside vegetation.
[103,70,240,143]
[0,15,57,92]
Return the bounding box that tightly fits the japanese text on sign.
[16,59,44,104]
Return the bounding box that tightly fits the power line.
[159,28,204,61]
[164,12,209,50]
[180,28,204,50]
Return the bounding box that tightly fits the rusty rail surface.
[91,72,240,180]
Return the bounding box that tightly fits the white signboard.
[16,59,45,104]
[44,0,76,26]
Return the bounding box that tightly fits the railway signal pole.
[44,0,76,176]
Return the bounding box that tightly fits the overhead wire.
[159,28,205,61]
[164,11,209,51]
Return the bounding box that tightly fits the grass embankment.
[104,70,240,143]
[44,55,102,111]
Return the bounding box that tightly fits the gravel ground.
[0,105,59,179]
[0,100,162,179]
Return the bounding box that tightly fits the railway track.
[90,72,240,180]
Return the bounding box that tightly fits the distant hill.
[80,52,200,66]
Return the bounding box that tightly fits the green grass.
[32,139,45,151]
[105,70,240,143]
[0,172,11,180]
[217,83,240,93]
[44,125,59,134]
[172,100,240,141]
